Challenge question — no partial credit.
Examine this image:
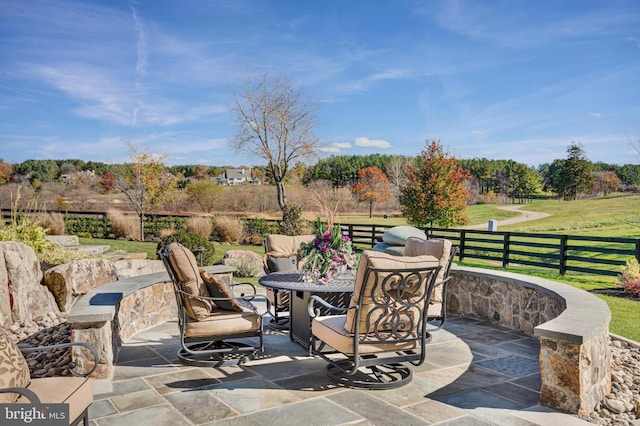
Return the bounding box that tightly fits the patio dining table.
[259,271,355,351]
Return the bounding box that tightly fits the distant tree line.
[1,143,638,203]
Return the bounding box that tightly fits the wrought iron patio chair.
[159,242,267,366]
[263,234,315,329]
[309,250,441,389]
[404,237,458,330]
[0,328,99,426]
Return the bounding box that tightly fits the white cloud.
[472,130,486,135]
[318,142,352,153]
[337,67,411,94]
[354,137,391,149]
[589,112,602,118]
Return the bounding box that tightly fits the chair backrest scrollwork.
[344,250,441,337]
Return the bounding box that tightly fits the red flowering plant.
[298,220,355,283]
[617,258,640,297]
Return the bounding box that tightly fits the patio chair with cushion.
[263,234,315,328]
[403,237,458,330]
[309,250,441,389]
[159,242,267,366]
[0,327,99,426]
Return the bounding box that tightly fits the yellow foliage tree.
[118,143,177,240]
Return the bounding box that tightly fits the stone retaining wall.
[449,266,611,416]
[67,265,235,380]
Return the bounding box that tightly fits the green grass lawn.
[336,204,521,227]
[78,195,640,342]
[500,195,640,237]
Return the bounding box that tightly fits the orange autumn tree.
[400,140,471,227]
[351,166,391,218]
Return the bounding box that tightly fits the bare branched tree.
[230,74,319,213]
[386,155,411,201]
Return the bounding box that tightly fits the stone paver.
[90,317,590,425]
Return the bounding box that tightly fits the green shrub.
[280,204,303,236]
[0,213,88,265]
[242,218,279,245]
[244,218,278,236]
[158,230,216,266]
[617,258,640,297]
[64,214,111,238]
[0,215,55,253]
[226,258,263,278]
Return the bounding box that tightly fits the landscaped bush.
[0,214,87,265]
[213,216,244,243]
[64,214,110,238]
[28,211,65,235]
[187,216,213,240]
[107,210,138,240]
[280,203,303,236]
[158,230,216,266]
[242,218,279,245]
[617,258,640,297]
[225,257,263,278]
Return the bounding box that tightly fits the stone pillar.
[539,331,611,416]
[70,321,115,380]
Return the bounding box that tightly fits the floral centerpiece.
[298,220,356,283]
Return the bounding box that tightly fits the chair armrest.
[19,342,100,377]
[433,275,451,288]
[307,295,354,318]
[174,288,271,316]
[229,281,258,299]
[0,387,41,404]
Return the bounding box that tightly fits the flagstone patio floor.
[87,315,591,426]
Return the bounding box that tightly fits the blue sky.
[1,0,638,168]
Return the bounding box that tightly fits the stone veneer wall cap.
[453,266,611,344]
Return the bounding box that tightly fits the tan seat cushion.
[266,288,290,306]
[165,242,212,320]
[264,234,315,271]
[200,270,242,312]
[184,305,261,338]
[403,237,453,303]
[344,250,439,334]
[312,315,417,356]
[428,301,443,318]
[0,328,31,403]
[18,377,92,423]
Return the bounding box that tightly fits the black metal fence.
[337,223,639,278]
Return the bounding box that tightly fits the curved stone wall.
[67,265,234,380]
[449,266,611,416]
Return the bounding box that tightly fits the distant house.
[213,168,260,185]
[61,170,96,185]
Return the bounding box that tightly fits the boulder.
[0,242,61,328]
[114,259,165,280]
[43,258,118,312]
[219,250,266,277]
[382,226,426,246]
[45,235,80,247]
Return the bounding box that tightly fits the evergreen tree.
[554,143,594,200]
